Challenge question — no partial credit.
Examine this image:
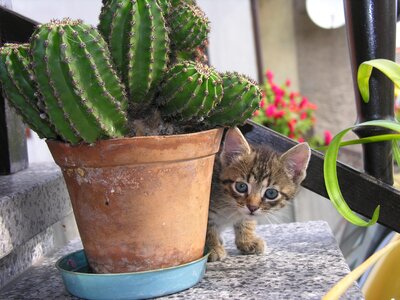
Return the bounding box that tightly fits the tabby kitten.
[206,127,311,262]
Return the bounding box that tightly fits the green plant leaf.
[315,134,400,151]
[324,127,380,226]
[323,119,400,226]
[357,59,400,103]
[392,139,400,168]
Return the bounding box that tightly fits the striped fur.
[206,127,310,261]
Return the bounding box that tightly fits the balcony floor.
[0,221,363,299]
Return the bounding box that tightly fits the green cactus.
[0,44,57,139]
[29,19,128,144]
[98,0,169,106]
[157,0,170,14]
[168,2,209,53]
[157,61,223,121]
[205,72,261,127]
[0,1,262,143]
[172,40,209,65]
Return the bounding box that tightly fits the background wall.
[197,0,258,80]
[259,0,300,90]
[9,0,101,25]
[293,0,356,138]
[259,0,356,139]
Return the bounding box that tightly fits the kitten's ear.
[220,127,251,165]
[280,143,311,184]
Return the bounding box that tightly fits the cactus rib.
[30,19,128,144]
[49,26,105,142]
[157,61,223,121]
[205,72,261,126]
[61,24,128,137]
[156,0,170,15]
[30,27,81,143]
[169,2,209,52]
[0,44,57,139]
[98,0,169,106]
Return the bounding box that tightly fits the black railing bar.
[242,120,400,233]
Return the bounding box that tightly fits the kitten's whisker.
[263,212,287,224]
[264,215,274,225]
[271,210,292,223]
[265,214,278,224]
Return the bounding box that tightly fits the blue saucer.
[56,250,208,300]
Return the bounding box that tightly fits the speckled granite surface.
[0,221,363,299]
[0,162,71,259]
[0,163,73,289]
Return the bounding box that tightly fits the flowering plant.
[252,70,332,147]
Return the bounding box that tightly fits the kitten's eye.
[264,188,279,200]
[234,182,248,193]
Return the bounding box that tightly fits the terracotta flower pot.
[47,128,223,273]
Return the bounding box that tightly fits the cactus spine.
[156,0,170,15]
[30,19,128,144]
[0,44,57,139]
[157,61,223,121]
[98,0,169,106]
[205,72,261,127]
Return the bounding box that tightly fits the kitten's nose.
[247,204,259,213]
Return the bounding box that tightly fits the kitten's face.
[218,128,310,218]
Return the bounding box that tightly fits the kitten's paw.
[208,245,227,262]
[236,237,265,255]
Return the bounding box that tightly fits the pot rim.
[46,127,224,167]
[46,127,224,148]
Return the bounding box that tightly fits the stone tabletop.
[0,221,363,300]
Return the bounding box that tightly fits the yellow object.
[323,235,400,300]
[362,233,400,299]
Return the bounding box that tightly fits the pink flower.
[253,110,260,116]
[288,119,297,133]
[297,137,305,143]
[260,98,265,108]
[289,102,299,112]
[324,130,333,145]
[265,105,276,117]
[299,97,308,108]
[285,79,291,87]
[307,103,317,110]
[274,110,285,118]
[300,112,307,120]
[266,70,274,82]
[274,95,283,106]
[271,84,279,93]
